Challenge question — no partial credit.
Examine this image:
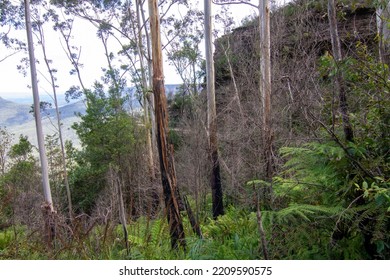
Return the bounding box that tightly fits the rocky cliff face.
[214,1,377,87]
[208,0,379,194]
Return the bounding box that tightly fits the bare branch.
[0,50,21,63]
[212,0,258,9]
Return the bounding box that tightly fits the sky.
[0,0,289,101]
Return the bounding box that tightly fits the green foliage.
[70,83,141,214]
[168,90,194,125]
[126,216,175,259]
[168,129,182,150]
[0,226,35,260]
[0,229,12,251]
[188,207,259,260]
[270,139,389,259]
[3,136,39,193]
[68,163,105,214]
[275,142,349,205]
[9,135,33,161]
[73,85,137,168]
[319,43,390,161]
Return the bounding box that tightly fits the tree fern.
[269,140,389,259]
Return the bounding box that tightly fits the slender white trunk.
[259,0,273,184]
[24,0,53,211]
[139,1,157,153]
[377,1,390,64]
[38,23,72,220]
[136,0,155,179]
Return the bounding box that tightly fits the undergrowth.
[0,140,388,260]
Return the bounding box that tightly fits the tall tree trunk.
[110,166,129,254]
[24,0,55,242]
[259,0,274,194]
[377,1,390,65]
[37,23,73,221]
[327,0,354,142]
[205,0,224,219]
[148,0,185,250]
[139,0,158,155]
[53,86,73,221]
[134,0,155,181]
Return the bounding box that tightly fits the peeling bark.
[148,0,185,250]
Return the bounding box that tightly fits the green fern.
[269,140,389,259]
[266,204,344,224]
[188,206,259,259]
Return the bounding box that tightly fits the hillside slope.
[0,97,85,146]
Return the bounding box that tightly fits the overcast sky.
[0,1,289,100]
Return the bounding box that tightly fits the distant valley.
[0,84,181,147]
[0,96,85,147]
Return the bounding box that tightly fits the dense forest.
[0,0,389,260]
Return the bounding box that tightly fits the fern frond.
[263,204,344,226]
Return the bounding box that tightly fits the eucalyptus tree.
[123,0,156,179]
[205,0,224,218]
[377,0,390,65]
[0,0,25,63]
[30,1,74,220]
[259,0,273,187]
[163,5,204,96]
[53,0,159,180]
[24,0,55,244]
[149,0,186,250]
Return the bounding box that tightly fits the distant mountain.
[1,94,69,106]
[0,84,181,146]
[44,100,86,120]
[0,97,85,147]
[0,97,33,126]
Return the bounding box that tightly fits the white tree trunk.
[377,1,390,64]
[136,0,155,180]
[24,0,54,212]
[259,0,273,183]
[37,21,73,220]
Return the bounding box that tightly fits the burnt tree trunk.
[205,0,224,219]
[183,195,203,238]
[148,0,185,250]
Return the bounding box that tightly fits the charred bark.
[205,0,224,219]
[183,195,203,238]
[148,0,185,250]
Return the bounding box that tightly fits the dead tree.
[205,0,224,219]
[148,0,185,250]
